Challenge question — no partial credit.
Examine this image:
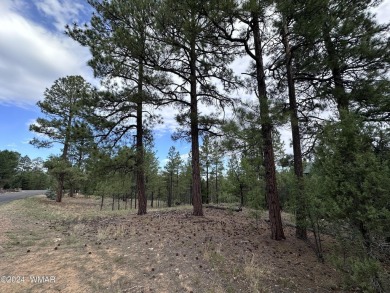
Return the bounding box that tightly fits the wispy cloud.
[375,1,390,24]
[0,0,93,107]
[35,0,85,31]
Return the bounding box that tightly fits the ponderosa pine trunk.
[56,112,72,202]
[206,163,209,204]
[56,173,64,202]
[281,17,307,240]
[252,12,285,240]
[136,58,147,215]
[190,34,203,216]
[168,171,173,207]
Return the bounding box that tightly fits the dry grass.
[0,195,349,293]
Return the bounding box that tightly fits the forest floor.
[0,195,357,293]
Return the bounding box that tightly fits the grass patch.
[0,195,361,293]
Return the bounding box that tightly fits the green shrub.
[337,257,381,292]
[45,189,56,200]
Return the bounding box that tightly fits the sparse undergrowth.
[0,195,363,293]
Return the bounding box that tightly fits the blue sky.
[0,0,191,164]
[1,0,389,164]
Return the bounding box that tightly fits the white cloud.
[180,153,189,162]
[0,0,93,107]
[35,0,85,31]
[375,0,390,24]
[152,106,179,135]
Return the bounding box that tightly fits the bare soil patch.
[0,196,348,292]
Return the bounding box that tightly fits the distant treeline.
[0,150,49,190]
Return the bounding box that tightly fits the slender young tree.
[209,139,224,204]
[164,146,183,207]
[144,149,160,208]
[200,135,212,204]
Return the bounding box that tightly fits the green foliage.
[200,136,225,204]
[45,189,56,200]
[276,168,299,212]
[0,151,48,190]
[0,150,20,189]
[29,76,95,201]
[344,257,381,292]
[314,115,390,232]
[308,113,390,291]
[66,0,162,147]
[29,75,94,150]
[44,156,72,179]
[222,155,266,208]
[163,146,183,206]
[85,147,135,198]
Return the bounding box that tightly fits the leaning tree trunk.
[252,13,285,240]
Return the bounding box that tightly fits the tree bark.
[56,173,64,202]
[206,163,209,204]
[69,185,74,197]
[168,171,173,207]
[282,17,307,240]
[56,107,73,202]
[136,58,147,215]
[252,12,285,240]
[240,183,244,207]
[215,161,218,204]
[190,32,203,216]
